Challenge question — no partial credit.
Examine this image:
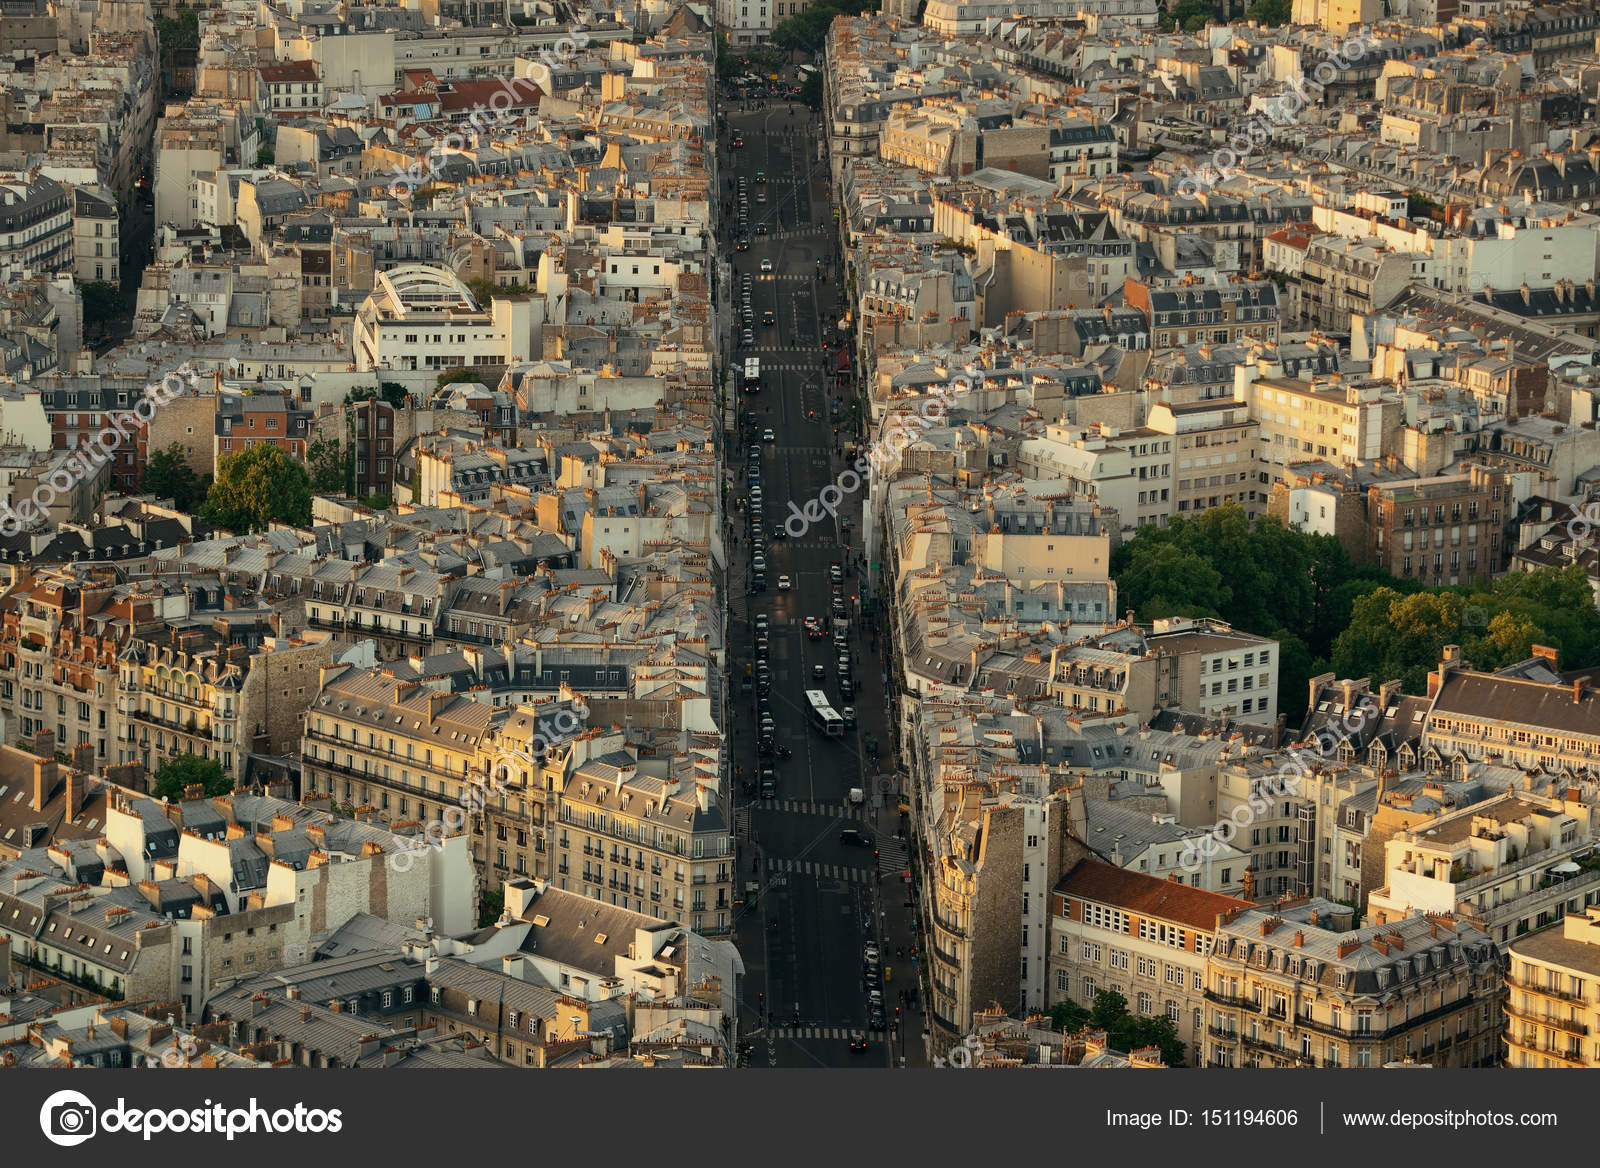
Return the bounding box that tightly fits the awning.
[835,349,850,370]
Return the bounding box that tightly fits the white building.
[352,264,542,374]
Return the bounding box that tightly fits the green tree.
[152,755,231,801]
[156,6,199,50]
[478,888,506,929]
[1174,0,1215,29]
[436,367,486,390]
[141,443,203,510]
[1053,989,1187,1067]
[1116,540,1230,619]
[1245,0,1291,24]
[81,280,124,337]
[466,277,531,305]
[716,32,739,80]
[347,383,412,409]
[256,147,275,167]
[305,437,347,495]
[800,71,824,108]
[201,443,313,532]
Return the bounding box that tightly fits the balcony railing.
[1508,976,1587,1005]
[1504,1002,1590,1036]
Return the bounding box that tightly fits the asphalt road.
[718,98,923,1068]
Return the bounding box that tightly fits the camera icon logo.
[39,1089,97,1147]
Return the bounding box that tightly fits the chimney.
[65,770,85,823]
[32,728,56,760]
[31,758,58,812]
[71,743,94,774]
[1575,677,1590,705]
[1293,930,1304,947]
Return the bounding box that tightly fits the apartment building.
[1422,646,1600,778]
[925,789,1091,1044]
[1503,904,1600,1068]
[1147,398,1263,520]
[214,390,314,465]
[72,187,120,286]
[1299,237,1430,331]
[116,619,335,784]
[1044,618,1280,725]
[0,173,73,275]
[1204,899,1504,1068]
[1215,756,1309,898]
[259,60,323,114]
[1049,860,1252,1063]
[104,788,473,1013]
[0,571,154,765]
[552,741,733,936]
[1016,423,1173,531]
[1241,375,1404,483]
[1367,790,1600,947]
[1366,464,1515,586]
[1123,277,1280,349]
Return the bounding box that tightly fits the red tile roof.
[1056,859,1251,932]
[259,60,320,85]
[437,78,544,115]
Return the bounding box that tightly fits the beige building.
[1367,790,1600,947]
[1504,904,1600,1068]
[1147,398,1264,520]
[1239,374,1405,484]
[925,788,1090,1044]
[116,619,335,784]
[1205,899,1505,1068]
[1049,859,1251,1064]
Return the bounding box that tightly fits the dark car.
[753,572,766,591]
[840,828,875,847]
[758,734,775,756]
[761,775,776,798]
[848,1038,869,1053]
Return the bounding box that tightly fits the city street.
[719,95,926,1068]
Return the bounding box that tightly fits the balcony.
[1508,976,1587,1005]
[1504,1002,1589,1036]
[1203,989,1255,1010]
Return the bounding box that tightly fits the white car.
[763,428,776,442]
[760,258,773,273]
[777,575,792,590]
[753,554,767,572]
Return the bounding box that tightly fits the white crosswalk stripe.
[765,857,874,882]
[754,799,865,819]
[771,1027,867,1041]
[877,837,910,875]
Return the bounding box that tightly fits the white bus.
[742,357,761,393]
[805,689,844,736]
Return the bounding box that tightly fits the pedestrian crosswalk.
[769,1027,872,1041]
[754,798,865,819]
[877,837,910,876]
[765,857,874,883]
